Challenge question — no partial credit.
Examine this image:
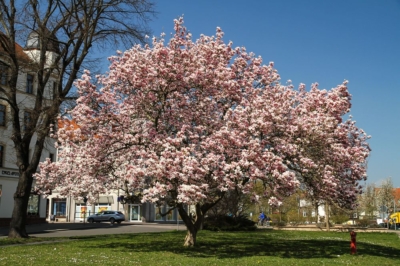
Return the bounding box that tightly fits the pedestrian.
[258,211,266,226]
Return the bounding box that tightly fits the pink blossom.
[35,17,370,224]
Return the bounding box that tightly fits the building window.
[75,203,90,220]
[52,198,66,217]
[26,74,34,94]
[24,111,32,131]
[0,184,2,207]
[0,145,3,167]
[353,213,358,219]
[49,153,54,162]
[155,206,163,221]
[154,205,178,221]
[95,203,110,213]
[166,209,173,221]
[0,62,8,85]
[27,194,40,216]
[52,81,58,99]
[0,104,5,126]
[303,211,307,217]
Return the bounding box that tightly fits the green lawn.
[0,230,399,265]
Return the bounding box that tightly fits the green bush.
[358,218,378,228]
[275,221,287,227]
[203,214,257,231]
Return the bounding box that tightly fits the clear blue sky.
[110,0,400,188]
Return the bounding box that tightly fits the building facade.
[0,32,59,226]
[46,191,183,224]
[0,33,183,226]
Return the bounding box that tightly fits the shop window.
[27,194,39,216]
[75,203,89,220]
[52,198,66,217]
[26,74,34,94]
[155,206,163,221]
[95,203,110,213]
[154,205,179,221]
[0,104,5,126]
[166,209,173,221]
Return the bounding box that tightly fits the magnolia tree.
[35,18,370,246]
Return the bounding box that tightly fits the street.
[0,222,186,238]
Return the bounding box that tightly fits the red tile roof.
[0,33,33,63]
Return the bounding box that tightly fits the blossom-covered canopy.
[36,18,370,212]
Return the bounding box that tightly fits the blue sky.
[106,0,400,188]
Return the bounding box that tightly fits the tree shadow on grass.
[80,231,400,260]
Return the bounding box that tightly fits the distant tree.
[0,0,154,238]
[36,18,370,246]
[359,183,378,218]
[330,203,352,225]
[377,178,395,222]
[207,190,249,219]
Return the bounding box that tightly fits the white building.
[46,190,179,223]
[0,32,182,225]
[0,31,59,226]
[44,119,182,224]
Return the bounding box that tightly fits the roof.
[58,118,80,130]
[393,188,400,202]
[0,33,33,63]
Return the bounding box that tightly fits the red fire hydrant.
[350,230,357,255]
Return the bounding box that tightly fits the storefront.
[128,204,142,222]
[73,196,114,222]
[0,174,48,226]
[52,198,67,218]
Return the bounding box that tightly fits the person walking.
[258,211,266,226]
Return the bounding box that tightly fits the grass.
[0,230,399,265]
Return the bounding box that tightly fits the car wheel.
[117,221,121,224]
[110,218,115,224]
[88,218,94,223]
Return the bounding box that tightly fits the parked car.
[378,222,388,228]
[87,210,125,224]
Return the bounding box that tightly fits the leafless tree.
[377,178,394,228]
[0,0,155,238]
[358,183,378,218]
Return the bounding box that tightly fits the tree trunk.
[325,202,330,232]
[183,225,198,247]
[8,171,33,238]
[177,204,206,247]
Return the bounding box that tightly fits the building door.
[130,205,141,222]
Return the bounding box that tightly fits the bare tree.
[377,178,394,228]
[0,0,154,238]
[358,183,378,218]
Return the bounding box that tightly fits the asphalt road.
[0,222,186,238]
